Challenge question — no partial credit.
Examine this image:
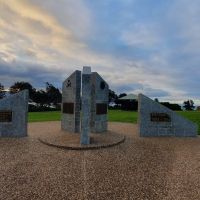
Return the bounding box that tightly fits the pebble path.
[0,121,200,200]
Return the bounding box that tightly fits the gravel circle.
[0,121,200,200]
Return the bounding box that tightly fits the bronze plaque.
[96,103,107,115]
[63,103,74,114]
[0,111,12,122]
[150,113,171,122]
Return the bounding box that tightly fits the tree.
[118,93,127,99]
[183,99,195,111]
[33,90,48,106]
[45,82,62,106]
[161,102,182,111]
[10,81,36,100]
[108,89,118,103]
[154,98,159,102]
[0,83,5,99]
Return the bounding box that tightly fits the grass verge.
[28,110,200,134]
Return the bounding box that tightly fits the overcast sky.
[0,0,200,104]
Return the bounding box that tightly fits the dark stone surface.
[0,111,12,122]
[96,103,107,115]
[62,103,74,114]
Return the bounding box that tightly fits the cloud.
[0,0,199,105]
[121,23,160,48]
[135,88,169,98]
[0,57,61,88]
[0,0,98,64]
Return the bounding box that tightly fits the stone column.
[80,66,91,145]
[61,70,81,133]
[90,72,109,133]
[0,90,29,137]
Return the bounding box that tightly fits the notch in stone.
[83,66,91,74]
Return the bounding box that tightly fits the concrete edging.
[38,136,125,151]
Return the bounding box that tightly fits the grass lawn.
[108,110,138,123]
[28,110,200,134]
[28,111,61,122]
[177,111,200,133]
[28,110,138,123]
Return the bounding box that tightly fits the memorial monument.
[61,70,81,133]
[0,90,29,137]
[138,93,197,137]
[91,72,109,132]
[61,67,109,144]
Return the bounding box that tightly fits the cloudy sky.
[0,0,200,104]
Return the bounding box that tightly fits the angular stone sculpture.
[81,66,91,145]
[0,90,29,137]
[62,67,109,144]
[138,93,197,137]
[91,72,109,133]
[61,70,81,133]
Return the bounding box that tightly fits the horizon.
[0,0,200,105]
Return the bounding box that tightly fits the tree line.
[0,82,61,111]
[0,82,198,111]
[109,90,197,111]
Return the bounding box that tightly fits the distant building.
[197,106,200,111]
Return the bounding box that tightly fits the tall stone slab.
[0,90,29,137]
[138,94,197,137]
[61,70,81,133]
[91,72,109,133]
[81,67,91,144]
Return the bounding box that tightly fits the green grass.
[28,111,61,122]
[177,111,200,134]
[108,110,138,123]
[28,110,200,133]
[28,110,138,123]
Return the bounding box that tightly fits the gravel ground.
[0,121,200,200]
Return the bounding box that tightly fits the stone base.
[38,130,125,150]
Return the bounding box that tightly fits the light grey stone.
[90,72,109,133]
[138,93,197,137]
[83,66,91,74]
[80,67,91,144]
[62,67,109,143]
[0,90,29,137]
[61,70,81,133]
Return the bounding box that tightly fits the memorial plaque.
[150,112,171,122]
[63,103,74,114]
[0,111,12,122]
[96,103,107,115]
[100,81,105,90]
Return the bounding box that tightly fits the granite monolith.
[61,70,81,133]
[0,90,29,137]
[91,72,109,133]
[138,93,197,137]
[80,66,91,144]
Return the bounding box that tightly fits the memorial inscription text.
[0,111,12,122]
[150,113,171,122]
[96,103,107,115]
[63,103,74,114]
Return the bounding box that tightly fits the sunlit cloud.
[0,0,199,105]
